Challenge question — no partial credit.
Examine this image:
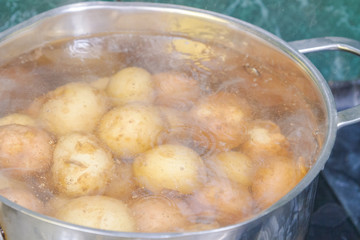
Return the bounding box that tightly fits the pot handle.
[289,37,360,129]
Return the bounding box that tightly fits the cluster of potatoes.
[0,66,307,232]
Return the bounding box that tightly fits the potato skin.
[38,82,109,136]
[189,91,252,150]
[252,157,305,209]
[189,177,254,225]
[97,103,164,158]
[0,124,54,176]
[106,67,154,105]
[208,151,255,187]
[55,195,136,232]
[51,133,114,197]
[133,144,205,194]
[130,195,188,232]
[153,72,200,109]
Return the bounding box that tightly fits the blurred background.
[1,0,360,239]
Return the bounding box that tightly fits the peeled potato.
[38,82,109,136]
[130,195,188,232]
[153,72,200,109]
[133,144,205,194]
[55,195,135,232]
[106,67,154,105]
[252,157,305,209]
[97,103,164,158]
[208,151,255,187]
[242,120,290,160]
[104,159,136,201]
[51,133,114,197]
[0,187,44,213]
[189,177,253,225]
[189,91,252,150]
[0,124,54,176]
[0,113,35,127]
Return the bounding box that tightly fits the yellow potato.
[133,144,205,194]
[252,157,305,209]
[38,82,109,136]
[97,104,164,158]
[51,133,114,197]
[0,124,54,177]
[208,151,255,187]
[104,159,136,201]
[189,91,252,150]
[0,187,44,213]
[106,67,154,105]
[242,120,290,160]
[130,195,189,232]
[55,195,135,232]
[0,113,35,127]
[153,72,200,109]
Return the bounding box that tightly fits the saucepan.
[0,2,359,240]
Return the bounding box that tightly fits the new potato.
[51,133,114,197]
[133,144,205,194]
[55,195,136,232]
[97,103,164,158]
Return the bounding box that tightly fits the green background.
[1,0,360,82]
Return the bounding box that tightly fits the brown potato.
[154,72,200,109]
[38,82,110,136]
[133,144,205,194]
[55,195,135,231]
[0,124,54,177]
[252,157,305,209]
[189,91,252,150]
[97,103,164,158]
[106,67,154,105]
[130,195,189,232]
[51,133,114,197]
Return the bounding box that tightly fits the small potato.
[242,120,290,160]
[189,178,254,225]
[0,187,44,213]
[38,82,109,136]
[0,124,54,176]
[106,67,154,105]
[97,104,164,158]
[55,195,135,232]
[133,144,205,194]
[51,133,114,197]
[252,157,305,209]
[0,113,35,127]
[44,195,72,215]
[208,151,255,187]
[104,159,136,201]
[130,195,189,232]
[154,72,200,109]
[189,91,252,150]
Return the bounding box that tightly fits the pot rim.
[0,1,338,238]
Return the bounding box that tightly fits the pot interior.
[0,2,330,236]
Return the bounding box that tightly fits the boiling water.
[0,33,326,232]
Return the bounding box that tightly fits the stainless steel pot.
[0,2,360,240]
